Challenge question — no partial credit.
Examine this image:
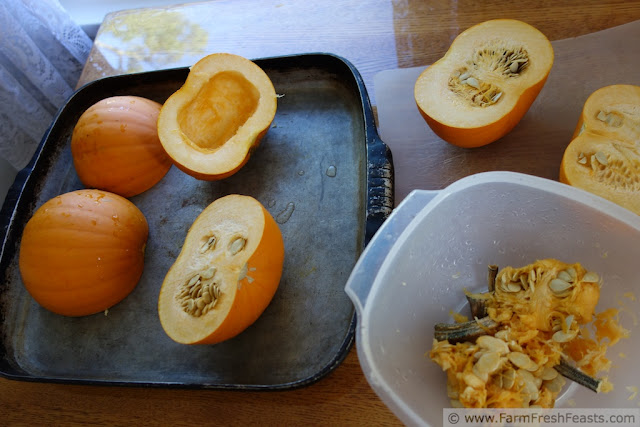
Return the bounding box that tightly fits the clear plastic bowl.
[345,171,640,426]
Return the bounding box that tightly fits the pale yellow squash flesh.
[158,53,277,180]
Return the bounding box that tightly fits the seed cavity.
[448,43,529,108]
[177,273,222,317]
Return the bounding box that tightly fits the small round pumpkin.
[158,194,284,345]
[560,84,640,215]
[157,53,277,180]
[18,189,149,316]
[414,19,554,148]
[71,96,172,197]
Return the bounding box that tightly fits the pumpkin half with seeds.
[414,19,554,148]
[157,53,277,181]
[19,189,149,316]
[559,85,640,215]
[158,194,284,345]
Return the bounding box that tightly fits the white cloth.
[0,0,92,172]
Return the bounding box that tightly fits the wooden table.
[3,1,640,425]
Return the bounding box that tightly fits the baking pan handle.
[345,189,439,314]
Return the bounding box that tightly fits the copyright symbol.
[448,413,460,424]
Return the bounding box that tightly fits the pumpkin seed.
[187,274,201,288]
[608,114,623,127]
[509,61,519,73]
[552,329,578,343]
[492,92,502,102]
[202,291,212,304]
[544,374,566,393]
[557,270,573,283]
[476,335,510,355]
[518,369,540,400]
[594,151,608,166]
[200,236,217,253]
[463,372,485,389]
[549,278,573,294]
[499,367,516,389]
[597,110,609,122]
[508,352,538,371]
[565,314,575,329]
[474,351,503,376]
[459,71,471,81]
[578,153,588,164]
[465,77,480,89]
[539,367,558,381]
[582,271,600,283]
[494,330,510,341]
[506,282,522,292]
[201,266,217,280]
[229,237,247,255]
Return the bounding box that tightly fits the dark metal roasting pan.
[0,53,394,389]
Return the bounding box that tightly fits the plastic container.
[345,171,640,426]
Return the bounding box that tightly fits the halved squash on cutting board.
[559,84,640,215]
[158,194,284,345]
[414,19,554,148]
[157,53,277,180]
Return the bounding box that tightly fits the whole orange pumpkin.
[18,189,149,316]
[71,96,172,197]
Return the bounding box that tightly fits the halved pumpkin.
[71,96,172,197]
[158,194,284,345]
[18,189,149,316]
[157,53,277,180]
[559,84,640,215]
[414,19,554,148]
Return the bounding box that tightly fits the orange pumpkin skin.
[18,189,149,316]
[414,19,554,148]
[157,53,277,181]
[158,194,284,345]
[71,96,172,197]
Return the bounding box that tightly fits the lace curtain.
[0,0,92,201]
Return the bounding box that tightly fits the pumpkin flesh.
[18,190,149,316]
[158,194,284,345]
[157,53,277,180]
[71,96,172,197]
[559,84,640,215]
[414,19,554,148]
[431,259,626,408]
